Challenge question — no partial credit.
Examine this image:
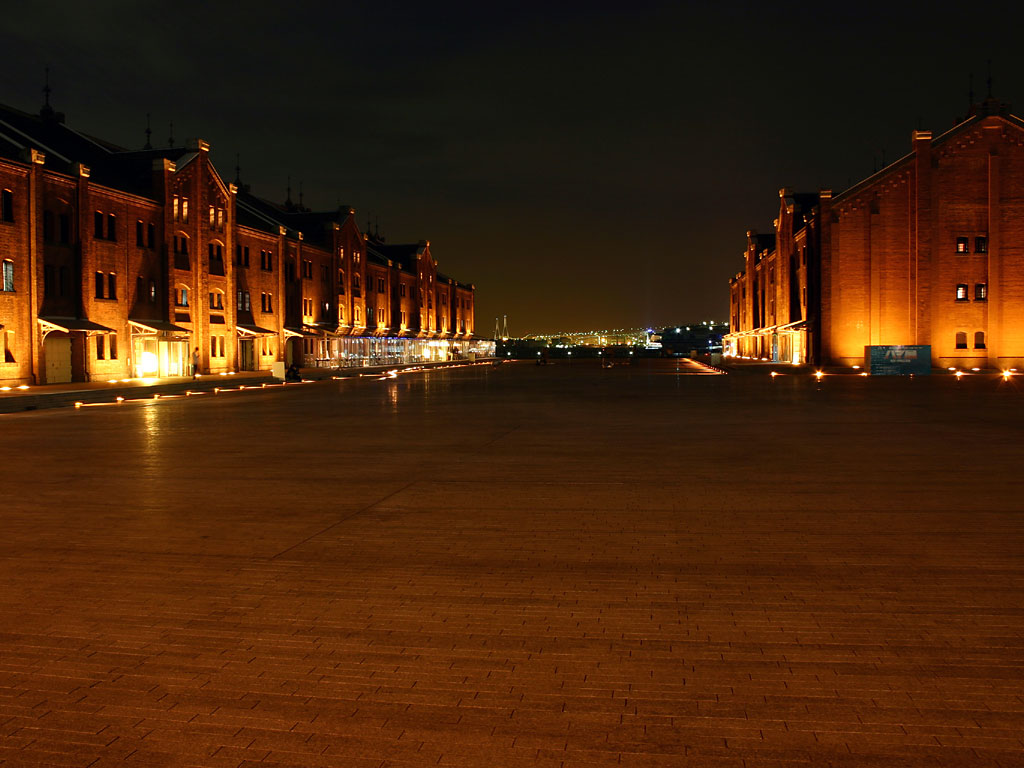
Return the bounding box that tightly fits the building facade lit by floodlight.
[0,98,480,386]
[725,96,1024,369]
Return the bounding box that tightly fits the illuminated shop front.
[129,320,191,378]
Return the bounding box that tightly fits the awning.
[285,325,324,338]
[282,327,303,338]
[129,319,190,334]
[776,320,807,331]
[39,317,113,335]
[236,324,276,336]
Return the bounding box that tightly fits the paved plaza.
[0,359,1023,767]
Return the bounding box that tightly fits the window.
[136,275,144,301]
[975,236,987,253]
[955,284,968,301]
[378,277,385,293]
[176,287,189,307]
[400,284,406,298]
[108,273,117,300]
[321,264,329,284]
[209,291,224,310]
[147,223,155,248]
[1,189,13,222]
[236,290,250,312]
[353,274,361,295]
[377,308,384,324]
[261,292,273,313]
[400,310,406,326]
[975,331,986,349]
[302,259,312,279]
[149,280,156,302]
[260,249,273,270]
[354,306,361,323]
[136,220,145,247]
[354,250,361,265]
[94,211,104,238]
[106,214,116,241]
[95,335,105,360]
[217,208,224,228]
[173,195,180,222]
[338,269,345,293]
[955,332,968,349]
[208,205,215,226]
[95,271,104,299]
[956,237,969,253]
[2,330,14,362]
[174,235,189,255]
[235,245,250,267]
[975,283,987,300]
[182,198,188,223]
[210,336,224,358]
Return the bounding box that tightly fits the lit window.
[975,236,987,253]
[1,259,13,292]
[956,237,969,253]
[975,283,987,300]
[955,284,968,301]
[95,335,105,360]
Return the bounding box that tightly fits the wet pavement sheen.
[1,359,1023,767]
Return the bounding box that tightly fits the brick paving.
[0,359,1022,767]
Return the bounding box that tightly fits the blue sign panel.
[865,345,931,375]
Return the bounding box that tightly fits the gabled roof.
[834,99,1024,204]
[0,100,200,200]
[235,189,356,245]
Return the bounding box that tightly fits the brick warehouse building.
[0,98,484,386]
[724,96,1024,370]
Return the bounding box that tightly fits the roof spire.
[285,176,293,208]
[298,180,304,209]
[168,121,175,147]
[40,65,55,120]
[144,113,152,150]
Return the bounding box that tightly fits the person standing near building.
[191,347,200,379]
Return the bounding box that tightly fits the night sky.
[2,1,1022,335]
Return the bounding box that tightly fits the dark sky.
[2,1,1022,335]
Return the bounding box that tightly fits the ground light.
[814,371,824,381]
[770,371,778,378]
[1003,370,1013,381]
[955,370,964,380]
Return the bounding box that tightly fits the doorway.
[44,334,72,383]
[238,338,255,371]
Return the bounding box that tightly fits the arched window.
[209,289,224,311]
[974,331,986,349]
[175,285,189,307]
[955,332,967,349]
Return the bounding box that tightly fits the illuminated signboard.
[865,345,931,375]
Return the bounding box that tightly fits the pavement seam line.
[270,479,418,560]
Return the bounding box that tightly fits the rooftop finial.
[40,65,55,120]
[298,180,304,209]
[144,113,152,150]
[168,121,175,147]
[285,176,293,207]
